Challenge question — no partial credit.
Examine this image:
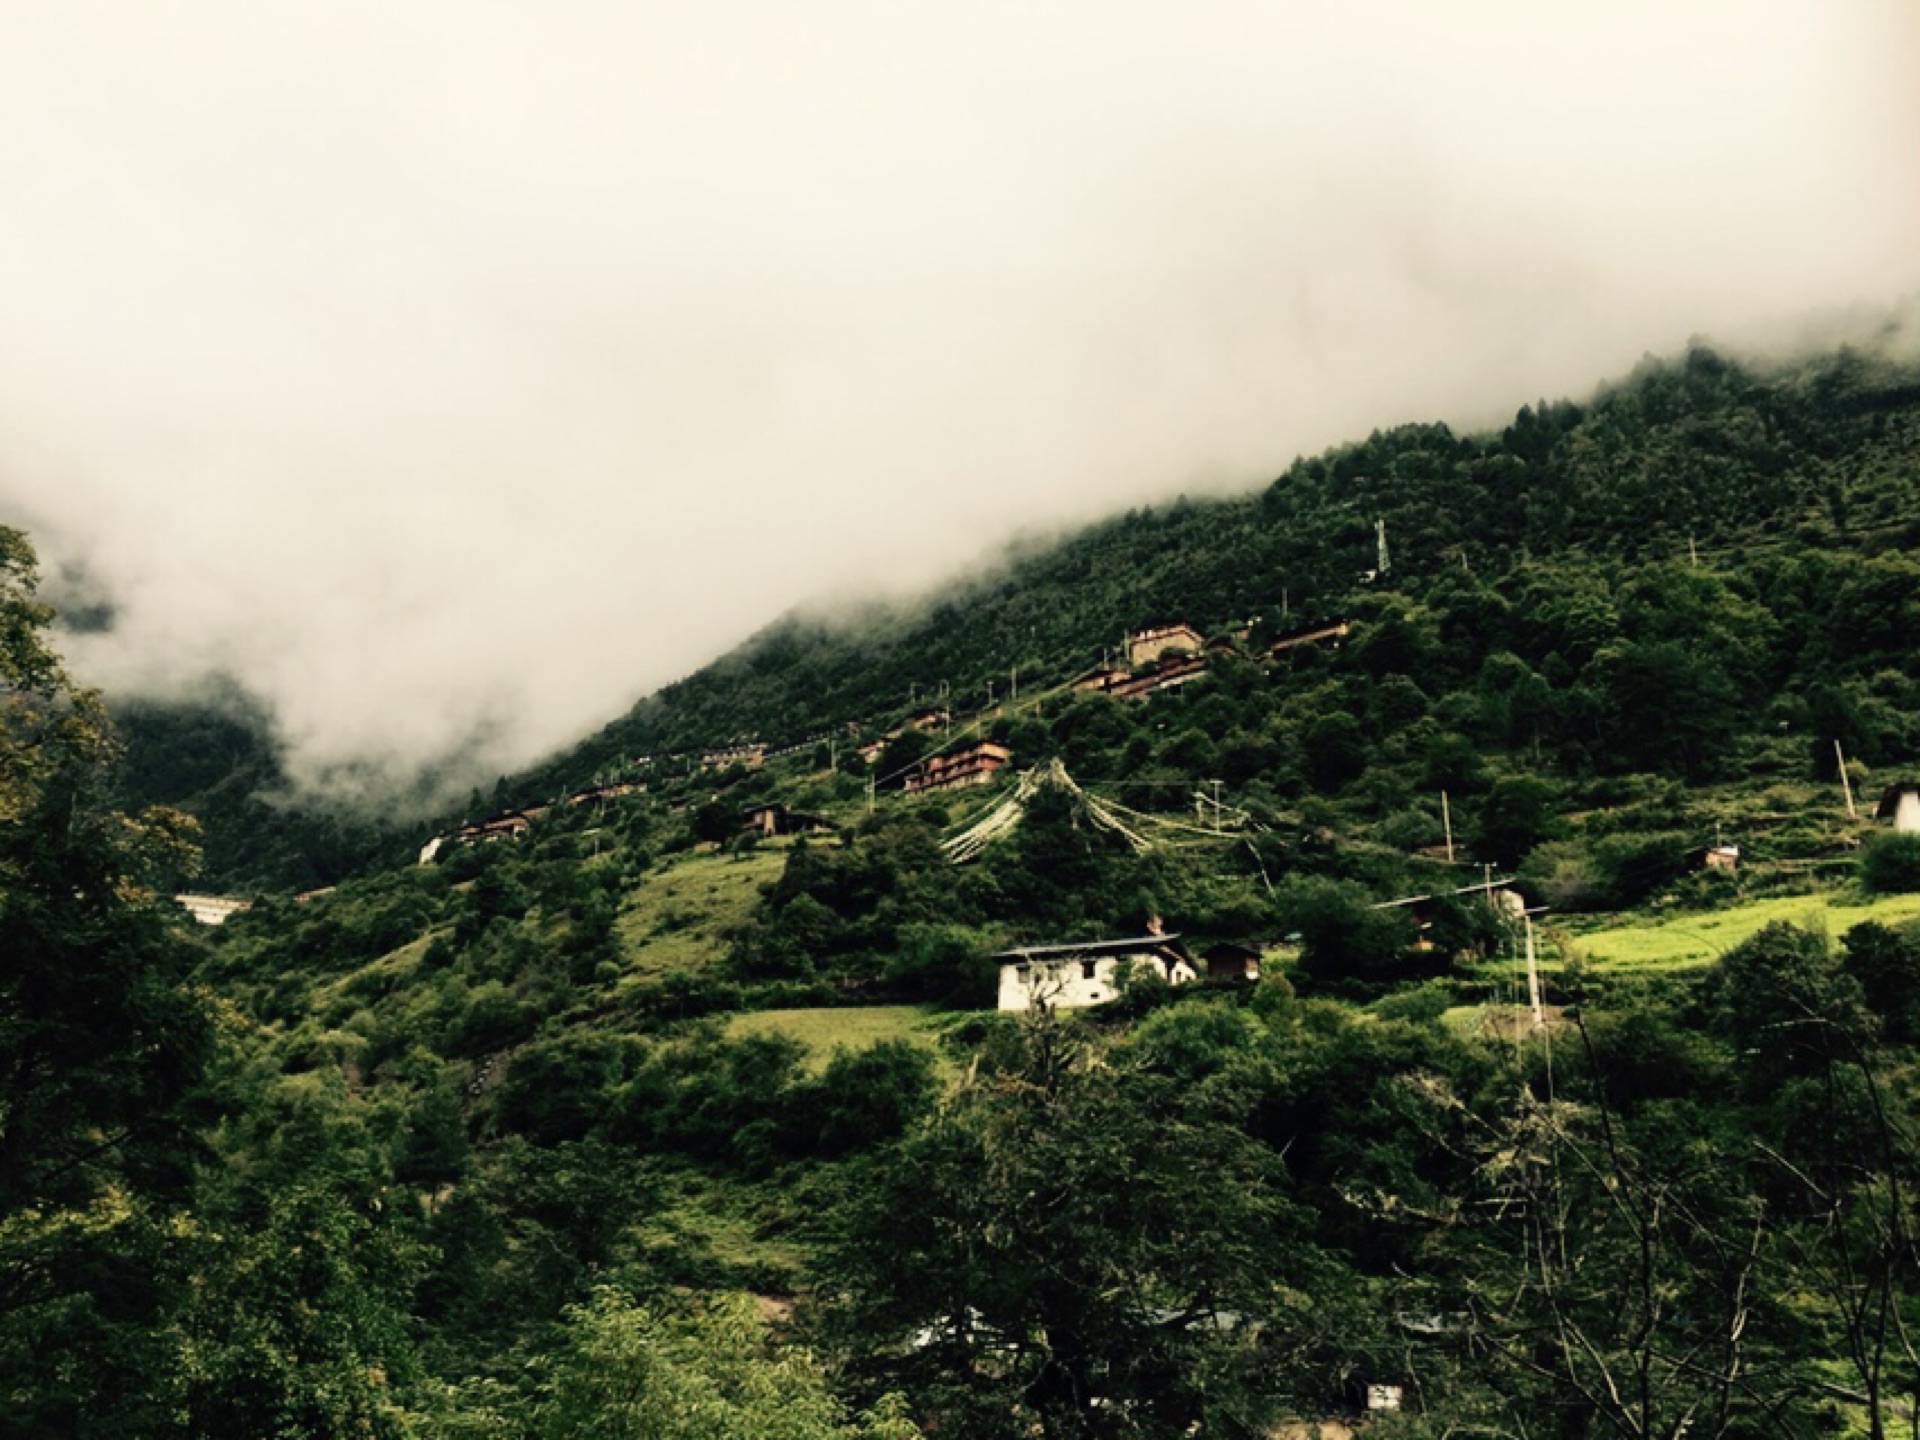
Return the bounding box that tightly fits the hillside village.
[36,339,1920,1438]
[409,612,1350,857]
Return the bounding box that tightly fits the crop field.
[1557,889,1920,971]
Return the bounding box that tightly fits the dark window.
[1081,960,1097,980]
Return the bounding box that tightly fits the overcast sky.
[1,1,1915,801]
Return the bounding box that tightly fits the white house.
[174,893,252,926]
[1878,782,1920,834]
[995,935,1199,1011]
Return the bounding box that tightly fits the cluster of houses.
[856,705,953,766]
[1071,617,1349,703]
[408,605,1920,893]
[417,778,650,864]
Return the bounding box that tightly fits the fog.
[1,1,1915,801]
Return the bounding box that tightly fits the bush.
[1278,877,1420,995]
[797,1040,938,1156]
[884,923,998,1008]
[1859,831,1920,894]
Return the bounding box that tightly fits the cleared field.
[725,1004,950,1072]
[612,845,786,977]
[1560,889,1920,970]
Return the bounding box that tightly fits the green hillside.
[10,338,1920,1436]
[520,339,1920,797]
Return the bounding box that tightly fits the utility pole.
[1010,665,1018,705]
[1835,739,1858,819]
[867,772,876,816]
[1524,913,1544,1029]
[1441,790,1455,864]
[1688,534,1699,569]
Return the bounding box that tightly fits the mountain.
[16,336,1920,1434]
[513,337,1920,797]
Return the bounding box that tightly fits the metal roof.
[993,934,1185,962]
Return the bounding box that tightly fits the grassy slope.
[1557,889,1920,970]
[724,1005,953,1073]
[611,845,788,980]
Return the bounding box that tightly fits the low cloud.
[2,1,1915,802]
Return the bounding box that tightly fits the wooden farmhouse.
[1268,618,1351,659]
[569,780,644,806]
[1110,653,1209,700]
[1200,940,1264,982]
[740,802,835,838]
[700,742,767,771]
[905,740,1013,795]
[1702,843,1740,871]
[1070,664,1129,694]
[995,933,1199,1011]
[461,812,534,843]
[1878,782,1920,833]
[1126,622,1206,667]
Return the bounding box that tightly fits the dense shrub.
[1859,830,1920,894]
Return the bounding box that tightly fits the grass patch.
[612,846,787,978]
[725,1004,951,1074]
[628,1167,811,1290]
[1559,889,1920,971]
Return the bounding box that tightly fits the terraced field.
[1558,888,1920,970]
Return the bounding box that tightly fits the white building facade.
[995,937,1199,1011]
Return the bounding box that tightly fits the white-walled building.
[995,935,1199,1011]
[1879,782,1920,833]
[174,893,252,926]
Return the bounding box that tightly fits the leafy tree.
[825,1013,1310,1438]
[1280,876,1419,995]
[535,1288,920,1440]
[1711,921,1871,1090]
[1859,832,1920,895]
[797,1040,938,1157]
[1472,773,1560,868]
[1842,920,1920,1044]
[0,526,219,1430]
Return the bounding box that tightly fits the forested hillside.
[7,338,1920,1437]
[525,339,1919,794]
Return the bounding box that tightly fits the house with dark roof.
[740,802,835,838]
[905,740,1013,795]
[1878,781,1920,833]
[995,933,1199,1011]
[1200,940,1264,982]
[1267,618,1350,658]
[1110,653,1209,700]
[1126,623,1206,667]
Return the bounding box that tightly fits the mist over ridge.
[1,1,1915,807]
